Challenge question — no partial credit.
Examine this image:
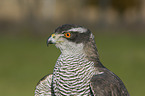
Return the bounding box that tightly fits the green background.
[0,32,145,96]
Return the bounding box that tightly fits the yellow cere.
[51,34,56,38]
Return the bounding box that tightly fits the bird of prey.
[35,24,129,96]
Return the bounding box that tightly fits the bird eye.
[64,32,71,38]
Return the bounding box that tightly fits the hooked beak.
[47,34,56,46]
[47,34,64,46]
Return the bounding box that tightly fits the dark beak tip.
[46,39,53,47]
[47,43,49,47]
[46,39,49,47]
[47,35,55,47]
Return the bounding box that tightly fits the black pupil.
[67,33,70,36]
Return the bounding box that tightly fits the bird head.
[47,24,99,59]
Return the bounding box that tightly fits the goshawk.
[35,24,129,96]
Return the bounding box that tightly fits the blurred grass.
[0,32,145,96]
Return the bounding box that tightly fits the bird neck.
[61,50,85,56]
[83,38,105,68]
[57,42,84,55]
[84,38,100,62]
[60,52,86,60]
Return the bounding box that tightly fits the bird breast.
[52,53,95,95]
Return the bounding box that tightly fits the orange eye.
[64,32,71,38]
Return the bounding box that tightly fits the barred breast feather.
[35,74,53,96]
[52,53,96,95]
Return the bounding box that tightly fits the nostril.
[52,36,56,38]
[51,34,56,38]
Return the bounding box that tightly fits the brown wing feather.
[90,68,130,96]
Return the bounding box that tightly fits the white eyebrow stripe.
[67,27,87,33]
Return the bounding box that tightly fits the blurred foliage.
[0,0,144,31]
[111,0,141,13]
[86,0,140,11]
[0,0,145,96]
[0,32,145,96]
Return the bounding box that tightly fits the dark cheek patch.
[66,32,90,44]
